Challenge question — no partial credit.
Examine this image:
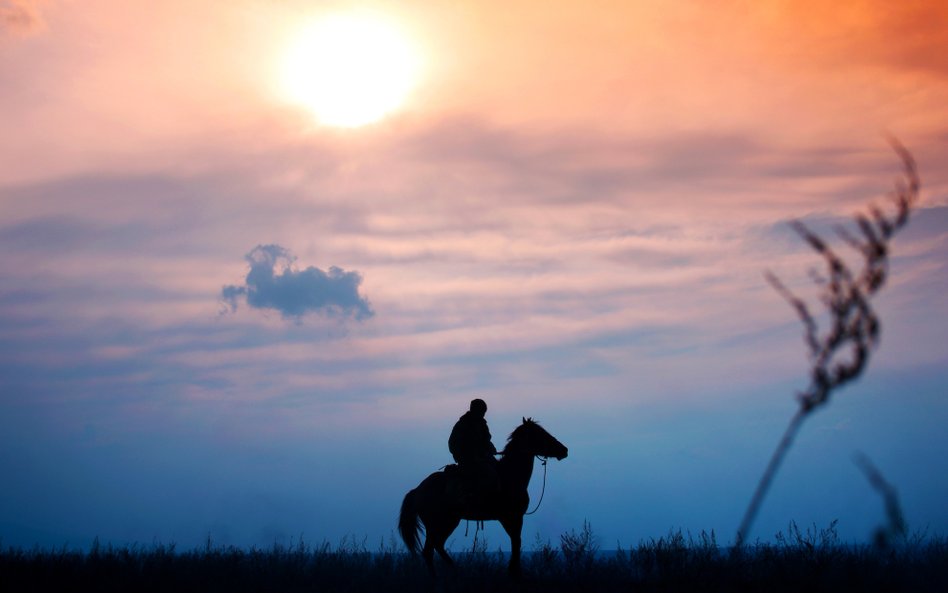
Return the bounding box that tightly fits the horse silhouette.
[399,417,568,577]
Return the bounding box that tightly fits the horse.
[398,417,568,577]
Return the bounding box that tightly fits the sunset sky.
[2,0,947,551]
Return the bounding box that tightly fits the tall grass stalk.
[735,139,921,547]
[854,453,908,549]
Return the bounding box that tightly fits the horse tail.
[398,488,422,555]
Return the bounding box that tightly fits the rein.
[524,455,549,516]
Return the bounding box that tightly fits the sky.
[2,0,947,552]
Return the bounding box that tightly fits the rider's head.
[470,398,487,417]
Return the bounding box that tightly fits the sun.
[279,12,421,128]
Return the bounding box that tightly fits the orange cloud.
[0,0,44,36]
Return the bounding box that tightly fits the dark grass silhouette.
[3,524,947,592]
[399,417,568,577]
[735,139,921,547]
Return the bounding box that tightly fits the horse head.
[505,417,568,460]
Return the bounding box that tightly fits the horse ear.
[522,416,526,423]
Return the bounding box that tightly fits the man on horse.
[448,399,500,505]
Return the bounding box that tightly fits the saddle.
[443,463,499,514]
[443,464,467,503]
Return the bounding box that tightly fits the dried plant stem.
[854,453,907,548]
[735,409,805,547]
[734,140,920,548]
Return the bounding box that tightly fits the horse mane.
[501,417,541,455]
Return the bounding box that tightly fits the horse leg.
[435,542,454,567]
[421,536,436,575]
[500,514,524,579]
[434,517,460,569]
[421,515,459,576]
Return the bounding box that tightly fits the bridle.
[524,455,549,516]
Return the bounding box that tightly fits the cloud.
[0,0,44,35]
[221,245,373,321]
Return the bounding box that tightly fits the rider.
[448,399,500,503]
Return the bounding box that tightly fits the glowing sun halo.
[279,13,421,128]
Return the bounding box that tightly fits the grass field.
[3,523,946,592]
